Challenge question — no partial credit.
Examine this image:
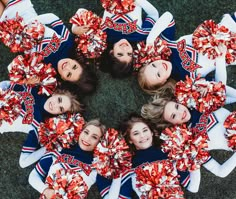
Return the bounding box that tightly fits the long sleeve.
[185,169,201,193]
[203,153,236,178]
[135,0,159,20]
[29,168,48,193]
[31,13,60,25]
[146,11,174,45]
[214,56,227,84]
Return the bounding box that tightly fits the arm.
[31,13,60,25]
[185,169,201,193]
[146,12,173,45]
[203,153,236,178]
[135,0,159,21]
[28,168,48,193]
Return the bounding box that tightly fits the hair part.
[84,119,106,136]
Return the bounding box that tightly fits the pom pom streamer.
[160,125,210,171]
[175,75,226,113]
[38,113,85,151]
[93,128,132,178]
[135,160,185,199]
[192,19,236,64]
[0,14,45,53]
[40,168,88,199]
[224,111,236,151]
[0,89,23,126]
[133,38,172,72]
[8,53,57,96]
[100,0,135,15]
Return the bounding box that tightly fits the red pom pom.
[160,125,210,171]
[40,168,88,199]
[224,111,236,151]
[0,89,23,126]
[135,160,184,199]
[100,0,135,15]
[38,113,85,151]
[75,29,107,58]
[93,128,132,178]
[192,19,236,64]
[133,38,172,72]
[175,75,226,113]
[8,52,57,96]
[0,14,45,53]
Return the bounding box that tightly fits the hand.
[196,87,208,97]
[72,25,90,36]
[24,76,40,85]
[43,188,55,199]
[218,43,227,58]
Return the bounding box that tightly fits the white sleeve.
[107,177,122,199]
[203,153,236,178]
[186,169,201,193]
[214,56,227,84]
[135,0,159,20]
[146,12,173,46]
[0,80,11,91]
[19,147,47,168]
[28,169,48,193]
[31,13,60,25]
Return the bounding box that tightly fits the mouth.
[61,62,67,70]
[163,63,168,71]
[139,138,149,144]
[182,111,187,120]
[82,140,90,146]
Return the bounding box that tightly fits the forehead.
[131,122,148,132]
[164,101,175,117]
[84,125,102,136]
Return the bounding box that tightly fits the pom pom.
[8,53,57,96]
[75,29,107,58]
[135,160,184,199]
[38,113,85,152]
[100,0,135,15]
[93,128,132,178]
[133,38,172,72]
[224,111,236,151]
[0,89,23,126]
[192,19,236,64]
[175,75,226,113]
[40,168,88,199]
[0,14,45,53]
[160,124,210,171]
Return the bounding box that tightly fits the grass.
[0,0,235,198]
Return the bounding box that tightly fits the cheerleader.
[118,114,201,198]
[28,120,117,199]
[0,0,97,94]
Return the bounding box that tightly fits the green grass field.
[0,0,236,198]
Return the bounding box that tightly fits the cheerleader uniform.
[187,108,236,178]
[101,0,175,43]
[0,0,75,71]
[28,144,115,198]
[119,146,201,198]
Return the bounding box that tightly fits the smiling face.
[78,125,103,151]
[44,94,71,115]
[111,39,133,64]
[129,122,153,150]
[163,101,191,125]
[57,58,82,82]
[143,60,172,87]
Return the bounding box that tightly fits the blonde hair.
[141,86,175,131]
[84,119,106,136]
[137,65,176,95]
[53,89,83,113]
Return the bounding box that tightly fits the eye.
[60,106,64,113]
[157,72,160,77]
[92,136,98,140]
[171,114,176,119]
[152,63,156,68]
[58,97,62,103]
[175,104,179,110]
[72,65,78,70]
[67,72,72,78]
[83,130,89,135]
[117,53,123,57]
[133,131,139,136]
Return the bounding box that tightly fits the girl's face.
[111,39,133,64]
[44,94,71,115]
[163,101,191,125]
[79,125,102,151]
[129,122,153,150]
[143,60,172,86]
[57,58,82,82]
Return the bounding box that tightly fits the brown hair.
[53,88,83,113]
[120,113,160,153]
[137,65,176,95]
[141,86,175,132]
